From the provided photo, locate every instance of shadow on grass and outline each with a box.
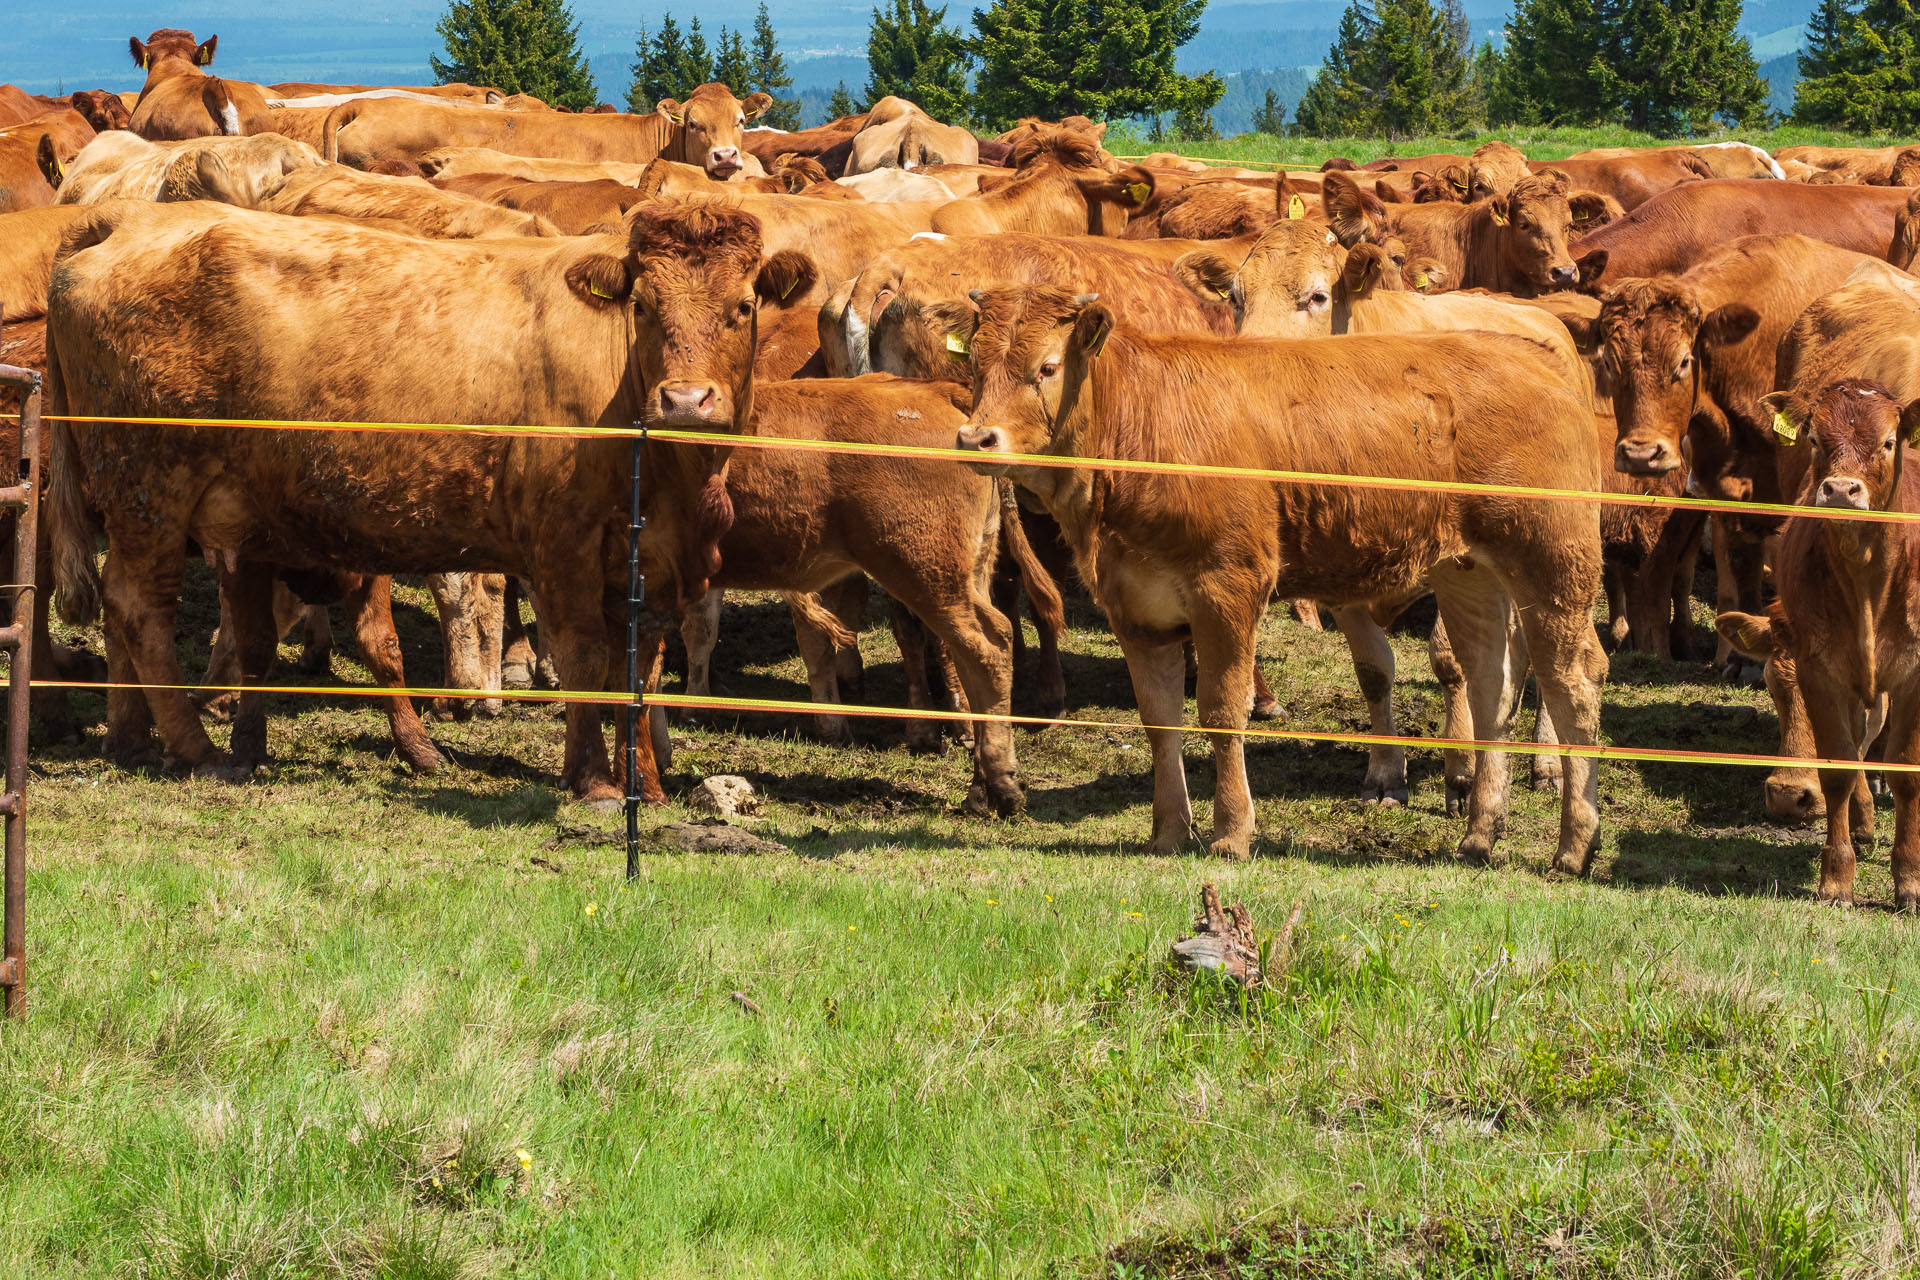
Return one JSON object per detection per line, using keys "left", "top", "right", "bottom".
{"left": 1607, "top": 827, "right": 1817, "bottom": 899}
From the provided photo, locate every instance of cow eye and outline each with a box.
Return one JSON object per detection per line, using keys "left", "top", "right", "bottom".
{"left": 1307, "top": 291, "right": 1329, "bottom": 309}
{"left": 737, "top": 299, "right": 754, "bottom": 319}
{"left": 1039, "top": 360, "right": 1061, "bottom": 379}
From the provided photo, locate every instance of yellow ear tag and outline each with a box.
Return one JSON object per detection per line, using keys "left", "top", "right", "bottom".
{"left": 1126, "top": 181, "right": 1150, "bottom": 204}
{"left": 141, "top": 55, "right": 150, "bottom": 69}
{"left": 945, "top": 331, "right": 971, "bottom": 357}
{"left": 1452, "top": 179, "right": 1467, "bottom": 192}
{"left": 779, "top": 276, "right": 796, "bottom": 300}
{"left": 1287, "top": 194, "right": 1306, "bottom": 219}
{"left": 1772, "top": 411, "right": 1797, "bottom": 444}
{"left": 1492, "top": 206, "right": 1508, "bottom": 226}
{"left": 1413, "top": 270, "right": 1429, "bottom": 289}
{"left": 589, "top": 283, "right": 613, "bottom": 300}
{"left": 1352, "top": 277, "right": 1369, "bottom": 298}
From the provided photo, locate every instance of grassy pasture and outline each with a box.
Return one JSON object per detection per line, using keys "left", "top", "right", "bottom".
{"left": 4, "top": 562, "right": 1919, "bottom": 1279}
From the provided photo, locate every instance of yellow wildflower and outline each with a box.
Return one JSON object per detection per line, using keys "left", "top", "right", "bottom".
{"left": 584, "top": 902, "right": 597, "bottom": 916}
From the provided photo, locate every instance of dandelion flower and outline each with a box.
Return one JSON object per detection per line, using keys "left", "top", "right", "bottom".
{"left": 1045, "top": 894, "right": 1053, "bottom": 903}
{"left": 584, "top": 902, "right": 597, "bottom": 917}
{"left": 848, "top": 925, "right": 857, "bottom": 932}
{"left": 986, "top": 899, "right": 998, "bottom": 906}
{"left": 1129, "top": 912, "right": 1143, "bottom": 919}
{"left": 516, "top": 1149, "right": 533, "bottom": 1170}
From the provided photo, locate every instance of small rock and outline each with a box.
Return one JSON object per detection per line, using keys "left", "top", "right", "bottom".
{"left": 690, "top": 775, "right": 758, "bottom": 817}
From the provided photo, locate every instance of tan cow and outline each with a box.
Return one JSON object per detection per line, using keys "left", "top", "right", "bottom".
{"left": 0, "top": 206, "right": 87, "bottom": 321}
{"left": 1776, "top": 144, "right": 1919, "bottom": 186}
{"left": 47, "top": 198, "right": 815, "bottom": 802}
{"left": 844, "top": 97, "right": 980, "bottom": 174}
{"left": 53, "top": 131, "right": 320, "bottom": 204}
{"left": 953, "top": 287, "right": 1608, "bottom": 872}
{"left": 1, "top": 110, "right": 95, "bottom": 212}
{"left": 326, "top": 83, "right": 771, "bottom": 178}
{"left": 1717, "top": 381, "right": 1920, "bottom": 908}
{"left": 416, "top": 146, "right": 648, "bottom": 183}
{"left": 930, "top": 128, "right": 1129, "bottom": 237}
{"left": 127, "top": 29, "right": 270, "bottom": 140}
{"left": 255, "top": 164, "right": 560, "bottom": 237}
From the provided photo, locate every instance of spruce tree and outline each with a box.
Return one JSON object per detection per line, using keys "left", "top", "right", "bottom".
{"left": 828, "top": 81, "right": 860, "bottom": 119}
{"left": 1294, "top": 0, "right": 1472, "bottom": 138}
{"left": 750, "top": 3, "right": 802, "bottom": 129}
{"left": 865, "top": 0, "right": 974, "bottom": 121}
{"left": 684, "top": 18, "right": 713, "bottom": 87}
{"left": 713, "top": 26, "right": 753, "bottom": 95}
{"left": 1793, "top": 0, "right": 1920, "bottom": 130}
{"left": 1611, "top": 0, "right": 1767, "bottom": 133}
{"left": 1251, "top": 88, "right": 1287, "bottom": 134}
{"left": 627, "top": 14, "right": 689, "bottom": 111}
{"left": 432, "top": 0, "right": 598, "bottom": 110}
{"left": 1486, "top": 0, "right": 1614, "bottom": 125}
{"left": 971, "top": 0, "right": 1221, "bottom": 129}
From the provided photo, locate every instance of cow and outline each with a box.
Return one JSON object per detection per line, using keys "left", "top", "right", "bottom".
{"left": 738, "top": 114, "right": 869, "bottom": 174}
{"left": 1894, "top": 190, "right": 1920, "bottom": 272}
{"left": 952, "top": 286, "right": 1608, "bottom": 872}
{"left": 45, "top": 197, "right": 815, "bottom": 803}
{"left": 269, "top": 82, "right": 504, "bottom": 104}
{"left": 1573, "top": 181, "right": 1916, "bottom": 283}
{"left": 0, "top": 111, "right": 95, "bottom": 212}
{"left": 1776, "top": 144, "right": 1919, "bottom": 186}
{"left": 1738, "top": 266, "right": 1920, "bottom": 822}
{"left": 53, "top": 131, "right": 320, "bottom": 205}
{"left": 127, "top": 29, "right": 271, "bottom": 140}
{"left": 430, "top": 173, "right": 634, "bottom": 235}
{"left": 69, "top": 90, "right": 132, "bottom": 133}
{"left": 1321, "top": 169, "right": 1607, "bottom": 295}
{"left": 680, "top": 375, "right": 1047, "bottom": 816}
{"left": 0, "top": 87, "right": 46, "bottom": 128}
{"left": 836, "top": 169, "right": 953, "bottom": 202}
{"left": 1464, "top": 140, "right": 1531, "bottom": 201}
{"left": 1715, "top": 380, "right": 1920, "bottom": 908}
{"left": 325, "top": 83, "right": 771, "bottom": 178}
{"left": 0, "top": 206, "right": 88, "bottom": 321}
{"left": 929, "top": 128, "right": 1128, "bottom": 237}
{"left": 254, "top": 163, "right": 561, "bottom": 237}
{"left": 844, "top": 97, "right": 980, "bottom": 173}
{"left": 416, "top": 147, "right": 648, "bottom": 183}
{"left": 1535, "top": 149, "right": 1714, "bottom": 210}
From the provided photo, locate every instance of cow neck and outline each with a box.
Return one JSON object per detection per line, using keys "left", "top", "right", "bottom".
{"left": 1395, "top": 203, "right": 1482, "bottom": 294}
{"left": 1813, "top": 461, "right": 1920, "bottom": 701}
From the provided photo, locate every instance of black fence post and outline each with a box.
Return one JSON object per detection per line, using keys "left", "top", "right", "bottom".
{"left": 624, "top": 423, "right": 646, "bottom": 881}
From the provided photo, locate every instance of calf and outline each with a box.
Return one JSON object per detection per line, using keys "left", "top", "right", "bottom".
{"left": 954, "top": 287, "right": 1607, "bottom": 872}
{"left": 1717, "top": 380, "right": 1920, "bottom": 908}
{"left": 929, "top": 128, "right": 1129, "bottom": 237}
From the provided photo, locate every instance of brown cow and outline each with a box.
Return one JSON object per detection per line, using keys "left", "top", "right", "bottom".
{"left": 46, "top": 198, "right": 814, "bottom": 801}
{"left": 681, "top": 376, "right": 1038, "bottom": 815}
{"left": 0, "top": 206, "right": 87, "bottom": 321}
{"left": 1534, "top": 149, "right": 1714, "bottom": 211}
{"left": 1742, "top": 266, "right": 1920, "bottom": 821}
{"left": 1716, "top": 381, "right": 1920, "bottom": 908}
{"left": 1464, "top": 140, "right": 1531, "bottom": 201}
{"left": 69, "top": 90, "right": 132, "bottom": 133}
{"left": 54, "top": 131, "right": 320, "bottom": 205}
{"left": 0, "top": 110, "right": 95, "bottom": 212}
{"left": 1573, "top": 180, "right": 1915, "bottom": 283}
{"left": 127, "top": 29, "right": 270, "bottom": 140}
{"left": 929, "top": 129, "right": 1129, "bottom": 238}
{"left": 417, "top": 147, "right": 647, "bottom": 183}
{"left": 1776, "top": 144, "right": 1916, "bottom": 186}
{"left": 0, "top": 87, "right": 46, "bottom": 128}
{"left": 739, "top": 114, "right": 869, "bottom": 173}
{"left": 326, "top": 83, "right": 771, "bottom": 178}
{"left": 1322, "top": 169, "right": 1607, "bottom": 294}
{"left": 1894, "top": 190, "right": 1920, "bottom": 272}
{"left": 953, "top": 287, "right": 1608, "bottom": 871}
{"left": 269, "top": 82, "right": 503, "bottom": 104}
{"left": 256, "top": 164, "right": 561, "bottom": 237}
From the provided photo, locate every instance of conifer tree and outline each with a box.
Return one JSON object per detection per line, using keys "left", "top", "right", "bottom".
{"left": 713, "top": 26, "right": 753, "bottom": 95}
{"left": 971, "top": 0, "right": 1220, "bottom": 129}
{"left": 1294, "top": 0, "right": 1473, "bottom": 137}
{"left": 828, "top": 81, "right": 860, "bottom": 119}
{"left": 627, "top": 14, "right": 689, "bottom": 111}
{"left": 750, "top": 3, "right": 803, "bottom": 129}
{"left": 864, "top": 0, "right": 974, "bottom": 121}
{"left": 1486, "top": 0, "right": 1614, "bottom": 125}
{"left": 1610, "top": 0, "right": 1767, "bottom": 133}
{"left": 684, "top": 18, "right": 713, "bottom": 87}
{"left": 1792, "top": 0, "right": 1920, "bottom": 130}
{"left": 1250, "top": 88, "right": 1287, "bottom": 135}
{"left": 433, "top": 0, "right": 598, "bottom": 110}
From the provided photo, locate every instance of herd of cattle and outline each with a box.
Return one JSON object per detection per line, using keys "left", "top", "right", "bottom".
{"left": 3, "top": 29, "right": 1920, "bottom": 905}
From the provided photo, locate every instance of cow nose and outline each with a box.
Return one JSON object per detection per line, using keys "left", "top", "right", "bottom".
{"left": 709, "top": 147, "right": 740, "bottom": 169}
{"left": 658, "top": 382, "right": 719, "bottom": 421}
{"left": 1549, "top": 264, "right": 1578, "bottom": 287}
{"left": 956, "top": 426, "right": 1005, "bottom": 453}
{"left": 1766, "top": 776, "right": 1824, "bottom": 822}
{"left": 1615, "top": 439, "right": 1677, "bottom": 474}
{"left": 1818, "top": 477, "right": 1866, "bottom": 506}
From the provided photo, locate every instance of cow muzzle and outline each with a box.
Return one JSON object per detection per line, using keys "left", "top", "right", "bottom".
{"left": 1614, "top": 437, "right": 1680, "bottom": 476}
{"left": 654, "top": 381, "right": 726, "bottom": 426}
{"left": 956, "top": 424, "right": 1013, "bottom": 475}
{"left": 1815, "top": 476, "right": 1870, "bottom": 510}
{"left": 1548, "top": 263, "right": 1579, "bottom": 288}
{"left": 707, "top": 147, "right": 742, "bottom": 179}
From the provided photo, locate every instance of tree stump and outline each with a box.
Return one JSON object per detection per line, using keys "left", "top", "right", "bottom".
{"left": 1169, "top": 884, "right": 1305, "bottom": 988}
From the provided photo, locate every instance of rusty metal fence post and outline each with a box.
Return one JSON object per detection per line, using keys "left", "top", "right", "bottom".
{"left": 0, "top": 358, "right": 41, "bottom": 1018}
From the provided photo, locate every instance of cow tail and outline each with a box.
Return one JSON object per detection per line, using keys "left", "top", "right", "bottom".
{"left": 783, "top": 590, "right": 858, "bottom": 650}
{"left": 321, "top": 101, "right": 362, "bottom": 164}
{"left": 201, "top": 78, "right": 241, "bottom": 135}
{"left": 44, "top": 332, "right": 101, "bottom": 626}
{"left": 997, "top": 479, "right": 1064, "bottom": 639}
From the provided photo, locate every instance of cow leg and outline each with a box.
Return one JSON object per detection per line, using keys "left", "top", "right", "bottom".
{"left": 1429, "top": 614, "right": 1475, "bottom": 818}
{"left": 223, "top": 562, "right": 280, "bottom": 772}
{"left": 1430, "top": 564, "right": 1520, "bottom": 865}
{"left": 1250, "top": 665, "right": 1282, "bottom": 721}
{"left": 1286, "top": 598, "right": 1322, "bottom": 631}
{"left": 929, "top": 637, "right": 973, "bottom": 751}
{"left": 473, "top": 573, "right": 506, "bottom": 716}
{"left": 102, "top": 603, "right": 157, "bottom": 768}
{"left": 533, "top": 569, "right": 625, "bottom": 803}
{"left": 1528, "top": 671, "right": 1563, "bottom": 793}
{"left": 679, "top": 587, "right": 723, "bottom": 716}
{"left": 823, "top": 575, "right": 869, "bottom": 701}
{"left": 1189, "top": 603, "right": 1259, "bottom": 862}
{"left": 295, "top": 603, "right": 333, "bottom": 675}
{"left": 1709, "top": 516, "right": 1749, "bottom": 677}
{"left": 609, "top": 636, "right": 670, "bottom": 803}
{"left": 1801, "top": 674, "right": 1866, "bottom": 905}
{"left": 883, "top": 599, "right": 940, "bottom": 753}
{"left": 1118, "top": 635, "right": 1193, "bottom": 856}
{"left": 1329, "top": 604, "right": 1406, "bottom": 806}
{"left": 108, "top": 543, "right": 224, "bottom": 773}
{"left": 792, "top": 595, "right": 855, "bottom": 747}
{"left": 342, "top": 574, "right": 444, "bottom": 772}
{"left": 889, "top": 574, "right": 1020, "bottom": 817}
{"left": 29, "top": 580, "right": 94, "bottom": 744}
{"left": 1601, "top": 563, "right": 1629, "bottom": 650}
{"left": 427, "top": 571, "right": 500, "bottom": 720}
{"left": 1883, "top": 696, "right": 1920, "bottom": 912}
{"left": 501, "top": 577, "right": 538, "bottom": 689}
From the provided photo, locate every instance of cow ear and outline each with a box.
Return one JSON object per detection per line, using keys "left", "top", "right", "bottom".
{"left": 1574, "top": 249, "right": 1608, "bottom": 291}
{"left": 1342, "top": 244, "right": 1382, "bottom": 296}
{"left": 129, "top": 37, "right": 149, "bottom": 69}
{"left": 742, "top": 92, "right": 772, "bottom": 121}
{"left": 1173, "top": 251, "right": 1236, "bottom": 304}
{"left": 1759, "top": 391, "right": 1800, "bottom": 445}
{"left": 1714, "top": 612, "right": 1777, "bottom": 661}
{"left": 566, "top": 253, "right": 632, "bottom": 307}
{"left": 1374, "top": 178, "right": 1405, "bottom": 204}
{"left": 1903, "top": 398, "right": 1920, "bottom": 449}
{"left": 655, "top": 98, "right": 684, "bottom": 126}
{"left": 633, "top": 159, "right": 669, "bottom": 199}
{"left": 1561, "top": 314, "right": 1601, "bottom": 355}
{"left": 191, "top": 149, "right": 246, "bottom": 204}
{"left": 197, "top": 36, "right": 218, "bottom": 66}
{"left": 1568, "top": 192, "right": 1614, "bottom": 230}
{"left": 755, "top": 249, "right": 817, "bottom": 305}
{"left": 1322, "top": 172, "right": 1386, "bottom": 247}
{"left": 35, "top": 134, "right": 62, "bottom": 190}
{"left": 1072, "top": 300, "right": 1113, "bottom": 358}
{"left": 1699, "top": 304, "right": 1760, "bottom": 349}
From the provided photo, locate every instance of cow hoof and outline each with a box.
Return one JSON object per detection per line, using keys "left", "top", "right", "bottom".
{"left": 1360, "top": 780, "right": 1408, "bottom": 807}
{"left": 193, "top": 758, "right": 254, "bottom": 784}
{"left": 1250, "top": 697, "right": 1284, "bottom": 723}
{"left": 110, "top": 744, "right": 165, "bottom": 773}
{"left": 1445, "top": 781, "right": 1470, "bottom": 819}
{"left": 197, "top": 692, "right": 240, "bottom": 724}
{"left": 986, "top": 780, "right": 1025, "bottom": 819}
{"left": 1209, "top": 836, "right": 1253, "bottom": 863}
{"left": 1456, "top": 834, "right": 1493, "bottom": 865}
{"left": 1531, "top": 769, "right": 1563, "bottom": 795}
{"left": 1852, "top": 829, "right": 1877, "bottom": 854}
{"left": 1549, "top": 849, "right": 1593, "bottom": 878}
{"left": 1895, "top": 891, "right": 1920, "bottom": 915}
{"left": 399, "top": 743, "right": 447, "bottom": 773}
{"left": 502, "top": 660, "right": 535, "bottom": 690}
{"left": 294, "top": 651, "right": 331, "bottom": 677}
{"left": 1146, "top": 835, "right": 1191, "bottom": 858}
{"left": 1815, "top": 888, "right": 1855, "bottom": 908}
{"left": 904, "top": 731, "right": 944, "bottom": 756}
{"left": 534, "top": 659, "right": 562, "bottom": 691}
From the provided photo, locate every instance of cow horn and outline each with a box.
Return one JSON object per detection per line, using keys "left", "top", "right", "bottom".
{"left": 967, "top": 289, "right": 985, "bottom": 304}
{"left": 1071, "top": 292, "right": 1100, "bottom": 306}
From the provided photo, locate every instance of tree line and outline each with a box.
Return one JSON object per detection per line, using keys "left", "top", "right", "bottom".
{"left": 433, "top": 0, "right": 1920, "bottom": 139}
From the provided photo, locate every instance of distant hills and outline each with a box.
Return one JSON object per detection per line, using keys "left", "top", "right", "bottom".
{"left": 1, "top": 0, "right": 1816, "bottom": 131}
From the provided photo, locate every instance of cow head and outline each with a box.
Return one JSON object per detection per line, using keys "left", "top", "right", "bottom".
{"left": 1405, "top": 251, "right": 1448, "bottom": 293}
{"left": 130, "top": 29, "right": 215, "bottom": 78}
{"left": 1792, "top": 379, "right": 1920, "bottom": 513}
{"left": 1410, "top": 164, "right": 1468, "bottom": 203}
{"left": 1492, "top": 173, "right": 1583, "bottom": 291}
{"left": 69, "top": 90, "right": 131, "bottom": 132}
{"left": 1174, "top": 219, "right": 1343, "bottom": 338}
{"left": 1467, "top": 141, "right": 1529, "bottom": 203}
{"left": 1714, "top": 605, "right": 1827, "bottom": 822}
{"left": 1894, "top": 190, "right": 1920, "bottom": 274}
{"left": 1892, "top": 147, "right": 1920, "bottom": 188}
{"left": 954, "top": 287, "right": 1111, "bottom": 469}
{"left": 942, "top": 127, "right": 1128, "bottom": 235}
{"left": 1568, "top": 278, "right": 1759, "bottom": 476}
{"left": 656, "top": 83, "right": 771, "bottom": 180}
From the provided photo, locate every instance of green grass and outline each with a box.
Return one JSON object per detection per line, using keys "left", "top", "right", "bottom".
{"left": 5, "top": 570, "right": 1920, "bottom": 1278}
{"left": 1105, "top": 123, "right": 1909, "bottom": 168}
